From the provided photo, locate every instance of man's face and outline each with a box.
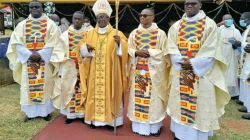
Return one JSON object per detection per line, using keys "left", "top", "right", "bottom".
{"left": 139, "top": 9, "right": 154, "bottom": 26}
{"left": 223, "top": 14, "right": 234, "bottom": 27}
{"left": 184, "top": 0, "right": 202, "bottom": 17}
{"left": 29, "top": 2, "right": 43, "bottom": 18}
{"left": 241, "top": 14, "right": 250, "bottom": 24}
{"left": 72, "top": 13, "right": 84, "bottom": 29}
{"left": 84, "top": 18, "right": 90, "bottom": 24}
{"left": 96, "top": 13, "right": 109, "bottom": 28}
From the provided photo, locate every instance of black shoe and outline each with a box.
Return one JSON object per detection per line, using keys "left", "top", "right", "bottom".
{"left": 43, "top": 114, "right": 52, "bottom": 121}
{"left": 133, "top": 131, "right": 139, "bottom": 135}
{"left": 231, "top": 96, "right": 239, "bottom": 100}
{"left": 106, "top": 125, "right": 114, "bottom": 131}
{"left": 238, "top": 106, "right": 248, "bottom": 113}
{"left": 64, "top": 119, "right": 75, "bottom": 124}
{"left": 174, "top": 137, "right": 180, "bottom": 140}
{"left": 235, "top": 100, "right": 244, "bottom": 105}
{"left": 80, "top": 118, "right": 85, "bottom": 124}
{"left": 89, "top": 123, "right": 96, "bottom": 129}
{"left": 23, "top": 116, "right": 31, "bottom": 122}
{"left": 242, "top": 113, "right": 250, "bottom": 120}
{"left": 151, "top": 130, "right": 161, "bottom": 137}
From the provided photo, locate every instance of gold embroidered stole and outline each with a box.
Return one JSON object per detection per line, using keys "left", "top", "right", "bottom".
{"left": 94, "top": 32, "right": 109, "bottom": 121}
{"left": 133, "top": 29, "right": 158, "bottom": 121}
{"left": 25, "top": 19, "right": 47, "bottom": 104}
{"left": 68, "top": 30, "right": 84, "bottom": 113}
{"left": 178, "top": 18, "right": 205, "bottom": 124}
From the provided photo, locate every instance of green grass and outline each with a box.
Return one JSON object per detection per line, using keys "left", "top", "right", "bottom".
{"left": 0, "top": 84, "right": 59, "bottom": 140}
{"left": 210, "top": 100, "right": 250, "bottom": 140}
{"left": 4, "top": 29, "right": 12, "bottom": 36}
{"left": 0, "top": 59, "right": 14, "bottom": 85}
{"left": 0, "top": 84, "right": 250, "bottom": 140}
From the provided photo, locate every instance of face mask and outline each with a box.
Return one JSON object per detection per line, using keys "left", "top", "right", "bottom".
{"left": 55, "top": 22, "right": 60, "bottom": 26}
{"left": 225, "top": 19, "right": 233, "bottom": 27}
{"left": 239, "top": 20, "right": 247, "bottom": 27}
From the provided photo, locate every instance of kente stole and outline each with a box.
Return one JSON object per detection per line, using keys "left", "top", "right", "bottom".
{"left": 68, "top": 30, "right": 84, "bottom": 113}
{"left": 239, "top": 30, "right": 250, "bottom": 84}
{"left": 25, "top": 19, "right": 47, "bottom": 104}
{"left": 134, "top": 29, "right": 158, "bottom": 121}
{"left": 178, "top": 18, "right": 205, "bottom": 124}
{"left": 94, "top": 32, "right": 109, "bottom": 121}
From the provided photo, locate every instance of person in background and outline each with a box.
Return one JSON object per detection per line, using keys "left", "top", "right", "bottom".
{"left": 15, "top": 17, "right": 25, "bottom": 26}
{"left": 218, "top": 14, "right": 242, "bottom": 99}
{"left": 82, "top": 17, "right": 93, "bottom": 32}
{"left": 50, "top": 14, "right": 60, "bottom": 26}
{"left": 60, "top": 17, "right": 70, "bottom": 33}
{"left": 238, "top": 12, "right": 250, "bottom": 120}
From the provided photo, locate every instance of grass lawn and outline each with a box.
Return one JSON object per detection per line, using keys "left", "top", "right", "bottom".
{"left": 0, "top": 84, "right": 59, "bottom": 140}
{"left": 4, "top": 29, "right": 12, "bottom": 36}
{"left": 0, "top": 84, "right": 250, "bottom": 140}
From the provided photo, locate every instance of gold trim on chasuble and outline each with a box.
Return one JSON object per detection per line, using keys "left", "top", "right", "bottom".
{"left": 68, "top": 30, "right": 84, "bottom": 113}
{"left": 94, "top": 33, "right": 109, "bottom": 122}
{"left": 239, "top": 31, "right": 250, "bottom": 84}
{"left": 134, "top": 29, "right": 158, "bottom": 121}
{"left": 177, "top": 18, "right": 205, "bottom": 124}
{"left": 25, "top": 19, "right": 47, "bottom": 104}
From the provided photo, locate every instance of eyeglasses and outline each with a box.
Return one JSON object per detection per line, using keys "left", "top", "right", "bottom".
{"left": 184, "top": 2, "right": 198, "bottom": 6}
{"left": 29, "top": 6, "right": 41, "bottom": 9}
{"left": 139, "top": 14, "right": 153, "bottom": 18}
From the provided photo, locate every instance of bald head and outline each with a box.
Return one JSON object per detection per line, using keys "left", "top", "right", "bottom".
{"left": 50, "top": 14, "right": 60, "bottom": 22}
{"left": 241, "top": 12, "right": 250, "bottom": 25}
{"left": 222, "top": 14, "right": 232, "bottom": 21}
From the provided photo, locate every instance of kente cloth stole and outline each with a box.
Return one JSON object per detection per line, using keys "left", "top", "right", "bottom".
{"left": 68, "top": 31, "right": 84, "bottom": 113}
{"left": 94, "top": 33, "right": 108, "bottom": 121}
{"left": 177, "top": 18, "right": 205, "bottom": 124}
{"left": 239, "top": 31, "right": 250, "bottom": 84}
{"left": 133, "top": 29, "right": 158, "bottom": 121}
{"left": 25, "top": 19, "right": 47, "bottom": 104}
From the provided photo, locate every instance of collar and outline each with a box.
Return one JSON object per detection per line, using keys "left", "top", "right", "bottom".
{"left": 182, "top": 10, "right": 206, "bottom": 22}
{"left": 98, "top": 25, "right": 108, "bottom": 34}
{"left": 28, "top": 13, "right": 47, "bottom": 20}
{"left": 138, "top": 23, "right": 158, "bottom": 31}
{"left": 68, "top": 25, "right": 86, "bottom": 34}
{"left": 221, "top": 24, "right": 236, "bottom": 30}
